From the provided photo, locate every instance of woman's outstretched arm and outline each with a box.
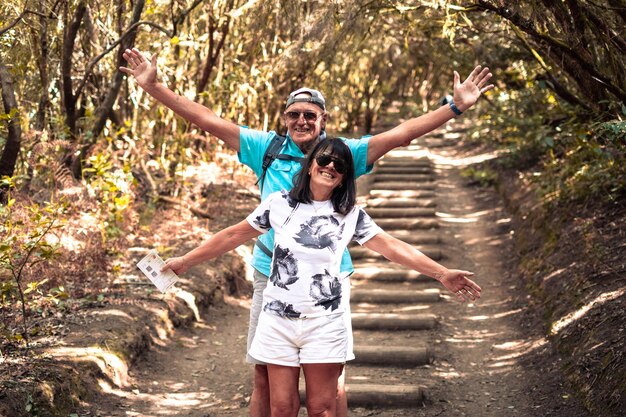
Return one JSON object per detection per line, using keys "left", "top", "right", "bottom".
{"left": 363, "top": 231, "right": 481, "bottom": 302}
{"left": 162, "top": 220, "right": 261, "bottom": 275}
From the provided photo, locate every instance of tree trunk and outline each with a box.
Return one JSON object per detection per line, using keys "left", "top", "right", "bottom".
{"left": 0, "top": 62, "right": 22, "bottom": 202}
{"left": 61, "top": 1, "right": 87, "bottom": 136}
{"left": 196, "top": 0, "right": 234, "bottom": 97}
{"left": 34, "top": 0, "right": 49, "bottom": 132}
{"left": 87, "top": 0, "right": 145, "bottom": 141}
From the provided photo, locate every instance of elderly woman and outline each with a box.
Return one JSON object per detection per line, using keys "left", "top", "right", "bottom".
{"left": 163, "top": 138, "right": 481, "bottom": 417}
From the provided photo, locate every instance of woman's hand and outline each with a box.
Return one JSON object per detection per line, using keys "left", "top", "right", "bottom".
{"left": 437, "top": 269, "right": 482, "bottom": 302}
{"left": 119, "top": 48, "right": 159, "bottom": 89}
{"left": 453, "top": 65, "right": 494, "bottom": 112}
{"left": 161, "top": 256, "right": 189, "bottom": 275}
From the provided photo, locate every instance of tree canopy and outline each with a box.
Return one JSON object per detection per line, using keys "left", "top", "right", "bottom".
{"left": 1, "top": 1, "right": 623, "bottom": 183}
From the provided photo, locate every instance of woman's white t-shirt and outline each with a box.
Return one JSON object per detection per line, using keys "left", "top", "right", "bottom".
{"left": 246, "top": 190, "right": 382, "bottom": 318}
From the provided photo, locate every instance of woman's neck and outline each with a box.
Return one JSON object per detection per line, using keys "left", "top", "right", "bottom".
{"left": 310, "top": 183, "right": 332, "bottom": 201}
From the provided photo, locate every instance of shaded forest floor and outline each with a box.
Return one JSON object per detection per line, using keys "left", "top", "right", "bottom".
{"left": 1, "top": 127, "right": 624, "bottom": 416}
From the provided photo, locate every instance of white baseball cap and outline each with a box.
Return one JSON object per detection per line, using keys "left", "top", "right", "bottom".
{"left": 285, "top": 87, "right": 326, "bottom": 110}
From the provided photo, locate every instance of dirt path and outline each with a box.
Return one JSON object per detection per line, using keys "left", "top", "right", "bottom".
{"left": 403, "top": 138, "right": 589, "bottom": 416}
{"left": 88, "top": 134, "right": 590, "bottom": 417}
{"left": 91, "top": 298, "right": 255, "bottom": 417}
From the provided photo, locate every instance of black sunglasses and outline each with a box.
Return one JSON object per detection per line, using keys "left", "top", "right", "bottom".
{"left": 315, "top": 153, "right": 347, "bottom": 175}
{"left": 285, "top": 111, "right": 321, "bottom": 122}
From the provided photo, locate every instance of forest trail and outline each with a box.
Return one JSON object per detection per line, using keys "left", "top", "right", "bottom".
{"left": 342, "top": 133, "right": 587, "bottom": 417}
{"left": 88, "top": 130, "right": 590, "bottom": 417}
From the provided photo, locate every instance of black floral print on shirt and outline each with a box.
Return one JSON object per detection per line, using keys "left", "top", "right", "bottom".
{"left": 310, "top": 269, "right": 342, "bottom": 311}
{"left": 269, "top": 245, "right": 299, "bottom": 290}
{"left": 294, "top": 215, "right": 345, "bottom": 253}
{"left": 280, "top": 190, "right": 300, "bottom": 226}
{"left": 263, "top": 300, "right": 301, "bottom": 318}
{"left": 253, "top": 209, "right": 271, "bottom": 230}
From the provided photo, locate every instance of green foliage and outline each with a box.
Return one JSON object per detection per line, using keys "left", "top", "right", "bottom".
{"left": 0, "top": 177, "right": 66, "bottom": 344}
{"left": 539, "top": 120, "right": 626, "bottom": 204}
{"left": 460, "top": 165, "right": 498, "bottom": 187}
{"left": 83, "top": 153, "right": 135, "bottom": 240}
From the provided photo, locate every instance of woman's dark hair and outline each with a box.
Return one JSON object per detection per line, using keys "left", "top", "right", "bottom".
{"left": 289, "top": 137, "right": 356, "bottom": 215}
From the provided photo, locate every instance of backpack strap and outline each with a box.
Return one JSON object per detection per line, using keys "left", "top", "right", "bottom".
{"left": 255, "top": 134, "right": 304, "bottom": 193}
{"left": 255, "top": 134, "right": 287, "bottom": 193}
{"left": 275, "top": 154, "right": 304, "bottom": 162}
{"left": 254, "top": 239, "right": 273, "bottom": 258}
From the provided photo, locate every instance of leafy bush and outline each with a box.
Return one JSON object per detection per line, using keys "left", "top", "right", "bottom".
{"left": 534, "top": 120, "right": 625, "bottom": 205}
{"left": 83, "top": 152, "right": 136, "bottom": 240}
{"left": 0, "top": 177, "right": 66, "bottom": 346}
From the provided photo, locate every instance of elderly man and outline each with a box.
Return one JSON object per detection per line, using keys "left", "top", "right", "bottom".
{"left": 120, "top": 48, "right": 493, "bottom": 417}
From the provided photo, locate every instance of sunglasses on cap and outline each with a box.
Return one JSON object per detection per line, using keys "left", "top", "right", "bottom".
{"left": 285, "top": 111, "right": 322, "bottom": 122}
{"left": 315, "top": 153, "right": 347, "bottom": 175}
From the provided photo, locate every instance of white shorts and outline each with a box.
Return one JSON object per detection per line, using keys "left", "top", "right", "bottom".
{"left": 246, "top": 270, "right": 355, "bottom": 364}
{"left": 249, "top": 310, "right": 348, "bottom": 367}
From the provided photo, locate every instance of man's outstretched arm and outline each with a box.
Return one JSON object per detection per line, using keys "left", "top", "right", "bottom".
{"left": 366, "top": 65, "right": 495, "bottom": 165}
{"left": 120, "top": 48, "right": 241, "bottom": 151}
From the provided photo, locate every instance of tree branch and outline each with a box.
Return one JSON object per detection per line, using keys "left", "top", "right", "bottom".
{"left": 0, "top": 62, "right": 23, "bottom": 181}
{"left": 61, "top": 1, "right": 87, "bottom": 134}
{"left": 0, "top": 10, "right": 28, "bottom": 37}
{"left": 172, "top": 0, "right": 206, "bottom": 34}
{"left": 74, "top": 20, "right": 172, "bottom": 99}
{"left": 474, "top": 0, "right": 626, "bottom": 103}
{"left": 509, "top": 23, "right": 590, "bottom": 110}
{"left": 0, "top": 8, "right": 58, "bottom": 37}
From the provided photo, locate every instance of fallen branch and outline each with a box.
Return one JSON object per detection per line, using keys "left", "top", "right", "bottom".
{"left": 156, "top": 195, "right": 214, "bottom": 219}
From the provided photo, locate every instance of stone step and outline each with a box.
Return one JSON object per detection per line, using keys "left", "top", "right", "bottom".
{"left": 345, "top": 384, "right": 426, "bottom": 407}
{"left": 372, "top": 181, "right": 436, "bottom": 190}
{"left": 352, "top": 267, "right": 432, "bottom": 283}
{"left": 378, "top": 158, "right": 431, "bottom": 167}
{"left": 374, "top": 166, "right": 432, "bottom": 175}
{"left": 300, "top": 384, "right": 426, "bottom": 408}
{"left": 373, "top": 174, "right": 434, "bottom": 183}
{"left": 366, "top": 197, "right": 436, "bottom": 208}
{"left": 424, "top": 140, "right": 456, "bottom": 149}
{"left": 350, "top": 246, "right": 442, "bottom": 261}
{"left": 352, "top": 345, "right": 432, "bottom": 366}
{"left": 351, "top": 313, "right": 437, "bottom": 330}
{"left": 369, "top": 189, "right": 436, "bottom": 199}
{"left": 351, "top": 289, "right": 441, "bottom": 304}
{"left": 387, "top": 230, "right": 441, "bottom": 245}
{"left": 367, "top": 207, "right": 436, "bottom": 218}
{"left": 372, "top": 218, "right": 439, "bottom": 230}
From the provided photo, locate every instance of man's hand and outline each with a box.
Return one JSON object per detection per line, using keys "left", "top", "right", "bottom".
{"left": 453, "top": 65, "right": 494, "bottom": 112}
{"left": 119, "top": 48, "right": 159, "bottom": 89}
{"left": 438, "top": 269, "right": 482, "bottom": 302}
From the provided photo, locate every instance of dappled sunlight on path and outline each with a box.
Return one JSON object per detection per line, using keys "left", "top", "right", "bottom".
{"left": 89, "top": 300, "right": 253, "bottom": 417}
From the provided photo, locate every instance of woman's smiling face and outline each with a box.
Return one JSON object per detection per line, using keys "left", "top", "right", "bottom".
{"left": 308, "top": 150, "right": 345, "bottom": 199}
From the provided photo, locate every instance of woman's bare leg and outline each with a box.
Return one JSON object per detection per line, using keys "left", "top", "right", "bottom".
{"left": 266, "top": 364, "right": 301, "bottom": 417}
{"left": 302, "top": 363, "right": 344, "bottom": 417}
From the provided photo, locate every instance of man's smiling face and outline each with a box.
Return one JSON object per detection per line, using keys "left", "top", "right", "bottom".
{"left": 284, "top": 101, "right": 326, "bottom": 152}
